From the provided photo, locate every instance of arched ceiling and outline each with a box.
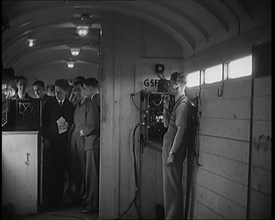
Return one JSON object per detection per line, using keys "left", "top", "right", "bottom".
{"left": 2, "top": 0, "right": 271, "bottom": 75}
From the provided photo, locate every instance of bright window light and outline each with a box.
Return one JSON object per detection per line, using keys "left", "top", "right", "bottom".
{"left": 204, "top": 64, "right": 222, "bottom": 84}
{"left": 186, "top": 71, "right": 200, "bottom": 87}
{"left": 228, "top": 55, "right": 252, "bottom": 79}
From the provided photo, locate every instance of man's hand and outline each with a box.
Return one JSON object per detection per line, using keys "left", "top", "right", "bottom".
{"left": 166, "top": 153, "right": 175, "bottom": 166}
{"left": 42, "top": 137, "right": 50, "bottom": 149}
{"left": 163, "top": 93, "right": 171, "bottom": 111}
{"left": 80, "top": 129, "right": 84, "bottom": 136}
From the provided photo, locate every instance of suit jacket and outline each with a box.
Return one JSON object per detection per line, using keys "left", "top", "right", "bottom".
{"left": 42, "top": 98, "right": 74, "bottom": 143}
{"left": 83, "top": 93, "right": 100, "bottom": 150}
{"left": 41, "top": 94, "right": 53, "bottom": 107}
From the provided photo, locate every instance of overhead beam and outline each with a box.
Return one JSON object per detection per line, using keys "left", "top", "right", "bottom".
{"left": 194, "top": 0, "right": 230, "bottom": 33}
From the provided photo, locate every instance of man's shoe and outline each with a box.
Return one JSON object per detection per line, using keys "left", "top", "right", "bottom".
{"left": 81, "top": 208, "right": 98, "bottom": 214}
{"left": 81, "top": 192, "right": 88, "bottom": 201}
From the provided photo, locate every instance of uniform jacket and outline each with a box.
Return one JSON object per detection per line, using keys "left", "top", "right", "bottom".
{"left": 82, "top": 93, "right": 100, "bottom": 150}
{"left": 163, "top": 94, "right": 191, "bottom": 163}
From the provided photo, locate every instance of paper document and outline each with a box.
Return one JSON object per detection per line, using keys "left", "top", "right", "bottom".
{"left": 56, "top": 116, "right": 67, "bottom": 134}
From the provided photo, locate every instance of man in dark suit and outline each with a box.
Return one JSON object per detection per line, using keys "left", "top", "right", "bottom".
{"left": 41, "top": 79, "right": 74, "bottom": 210}
{"left": 12, "top": 75, "right": 33, "bottom": 99}
{"left": 80, "top": 77, "right": 100, "bottom": 214}
{"left": 33, "top": 80, "right": 52, "bottom": 107}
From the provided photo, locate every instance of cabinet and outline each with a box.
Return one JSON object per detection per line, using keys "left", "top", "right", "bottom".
{"left": 2, "top": 131, "right": 39, "bottom": 215}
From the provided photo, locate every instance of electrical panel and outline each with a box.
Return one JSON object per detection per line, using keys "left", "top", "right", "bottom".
{"left": 140, "top": 90, "right": 174, "bottom": 150}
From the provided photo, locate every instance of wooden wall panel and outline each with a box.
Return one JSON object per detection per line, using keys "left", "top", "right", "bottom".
{"left": 200, "top": 98, "right": 250, "bottom": 119}
{"left": 118, "top": 64, "right": 136, "bottom": 213}
{"left": 191, "top": 183, "right": 247, "bottom": 219}
{"left": 251, "top": 121, "right": 272, "bottom": 170}
{"left": 192, "top": 199, "right": 225, "bottom": 219}
{"left": 2, "top": 132, "right": 38, "bottom": 215}
{"left": 199, "top": 118, "right": 250, "bottom": 141}
{"left": 188, "top": 79, "right": 251, "bottom": 219}
{"left": 140, "top": 147, "right": 158, "bottom": 219}
{"left": 253, "top": 96, "right": 271, "bottom": 120}
{"left": 249, "top": 190, "right": 272, "bottom": 219}
{"left": 254, "top": 76, "right": 271, "bottom": 96}
{"left": 248, "top": 76, "right": 272, "bottom": 219}
{"left": 199, "top": 135, "right": 249, "bottom": 163}
{"left": 155, "top": 151, "right": 163, "bottom": 204}
{"left": 99, "top": 13, "right": 119, "bottom": 219}
{"left": 200, "top": 80, "right": 251, "bottom": 100}
{"left": 191, "top": 167, "right": 247, "bottom": 207}
{"left": 198, "top": 152, "right": 248, "bottom": 185}
{"left": 250, "top": 167, "right": 271, "bottom": 195}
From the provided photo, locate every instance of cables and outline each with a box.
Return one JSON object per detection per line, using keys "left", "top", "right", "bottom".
{"left": 115, "top": 123, "right": 142, "bottom": 220}
{"left": 131, "top": 93, "right": 141, "bottom": 112}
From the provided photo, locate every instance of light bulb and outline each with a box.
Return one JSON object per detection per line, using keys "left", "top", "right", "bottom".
{"left": 70, "top": 48, "right": 80, "bottom": 56}
{"left": 76, "top": 25, "right": 89, "bottom": 37}
{"left": 67, "top": 61, "right": 75, "bottom": 68}
{"left": 28, "top": 39, "right": 35, "bottom": 47}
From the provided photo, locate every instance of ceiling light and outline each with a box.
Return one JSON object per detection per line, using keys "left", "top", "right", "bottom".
{"left": 76, "top": 25, "right": 89, "bottom": 37}
{"left": 27, "top": 39, "right": 35, "bottom": 47}
{"left": 70, "top": 48, "right": 80, "bottom": 56}
{"left": 67, "top": 61, "right": 75, "bottom": 68}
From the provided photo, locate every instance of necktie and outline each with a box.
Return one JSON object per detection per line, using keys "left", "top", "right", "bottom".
{"left": 59, "top": 101, "right": 62, "bottom": 107}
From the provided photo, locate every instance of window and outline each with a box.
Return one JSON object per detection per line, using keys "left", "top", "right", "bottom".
{"left": 227, "top": 55, "right": 252, "bottom": 79}
{"left": 186, "top": 71, "right": 200, "bottom": 87}
{"left": 204, "top": 64, "right": 222, "bottom": 84}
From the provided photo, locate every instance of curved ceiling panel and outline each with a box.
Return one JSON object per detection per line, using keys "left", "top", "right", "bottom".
{"left": 2, "top": 0, "right": 271, "bottom": 75}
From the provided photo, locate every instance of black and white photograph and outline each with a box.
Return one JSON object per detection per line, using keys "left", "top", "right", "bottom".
{"left": 2, "top": 1, "right": 271, "bottom": 220}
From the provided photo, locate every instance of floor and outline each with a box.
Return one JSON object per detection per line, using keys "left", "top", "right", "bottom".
{"left": 3, "top": 203, "right": 99, "bottom": 220}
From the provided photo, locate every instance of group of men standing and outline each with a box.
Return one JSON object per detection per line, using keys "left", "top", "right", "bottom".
{"left": 41, "top": 77, "right": 100, "bottom": 214}
{"left": 10, "top": 71, "right": 192, "bottom": 219}
{"left": 10, "top": 75, "right": 100, "bottom": 214}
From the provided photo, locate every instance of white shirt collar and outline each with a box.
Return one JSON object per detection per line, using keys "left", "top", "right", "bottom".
{"left": 91, "top": 91, "right": 99, "bottom": 101}
{"left": 57, "top": 99, "right": 65, "bottom": 104}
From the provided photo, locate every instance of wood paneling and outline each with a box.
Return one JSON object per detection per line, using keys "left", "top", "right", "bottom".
{"left": 198, "top": 152, "right": 248, "bottom": 185}
{"left": 200, "top": 98, "right": 251, "bottom": 119}
{"left": 99, "top": 13, "right": 118, "bottom": 219}
{"left": 188, "top": 79, "right": 251, "bottom": 219}
{"left": 192, "top": 199, "right": 225, "bottom": 219}
{"left": 190, "top": 182, "right": 247, "bottom": 219}
{"left": 190, "top": 167, "right": 248, "bottom": 207}
{"left": 119, "top": 64, "right": 136, "bottom": 214}
{"left": 248, "top": 76, "right": 272, "bottom": 219}
{"left": 250, "top": 166, "right": 271, "bottom": 195}
{"left": 140, "top": 147, "right": 158, "bottom": 219}
{"left": 253, "top": 96, "right": 271, "bottom": 120}
{"left": 199, "top": 135, "right": 249, "bottom": 163}
{"left": 249, "top": 190, "right": 272, "bottom": 219}
{"left": 2, "top": 132, "right": 38, "bottom": 215}
{"left": 251, "top": 121, "right": 272, "bottom": 170}
{"left": 254, "top": 76, "right": 271, "bottom": 96}
{"left": 199, "top": 118, "right": 250, "bottom": 141}
{"left": 200, "top": 80, "right": 251, "bottom": 100}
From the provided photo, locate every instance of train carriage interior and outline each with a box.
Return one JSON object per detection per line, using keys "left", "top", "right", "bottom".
{"left": 2, "top": 1, "right": 272, "bottom": 220}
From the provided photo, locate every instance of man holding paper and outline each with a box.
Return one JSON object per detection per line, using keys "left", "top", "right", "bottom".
{"left": 41, "top": 79, "right": 74, "bottom": 210}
